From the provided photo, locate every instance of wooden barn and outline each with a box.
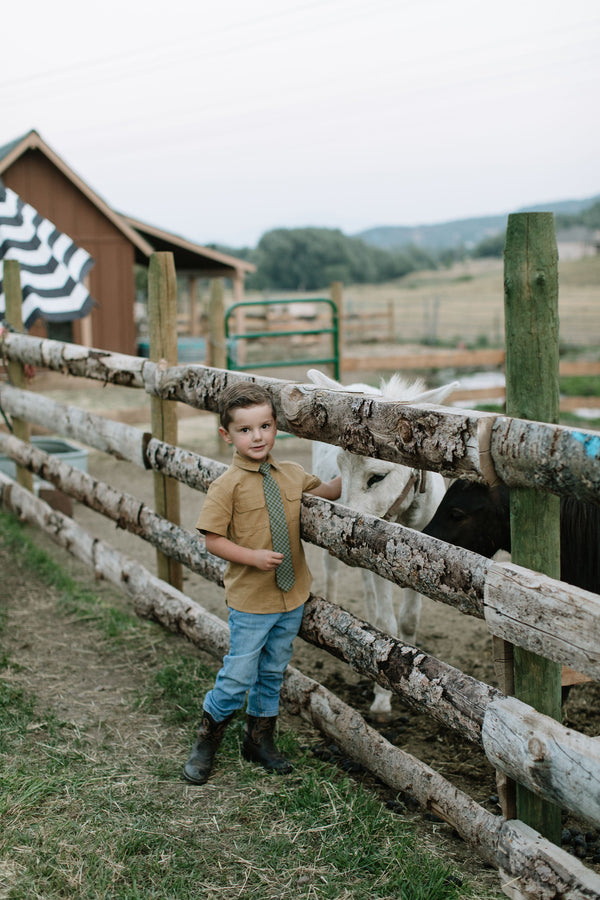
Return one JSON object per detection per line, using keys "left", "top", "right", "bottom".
{"left": 0, "top": 130, "right": 255, "bottom": 355}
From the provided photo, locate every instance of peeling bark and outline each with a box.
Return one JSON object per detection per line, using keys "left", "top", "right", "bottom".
{"left": 498, "top": 820, "right": 600, "bottom": 899}
{"left": 301, "top": 494, "right": 487, "bottom": 618}
{"left": 485, "top": 561, "right": 600, "bottom": 681}
{"left": 301, "top": 595, "right": 501, "bottom": 742}
{"left": 0, "top": 383, "right": 147, "bottom": 466}
{"left": 0, "top": 334, "right": 148, "bottom": 386}
{"left": 492, "top": 416, "right": 600, "bottom": 507}
{"left": 144, "top": 437, "right": 227, "bottom": 490}
{"left": 279, "top": 381, "right": 488, "bottom": 478}
{"left": 0, "top": 383, "right": 228, "bottom": 488}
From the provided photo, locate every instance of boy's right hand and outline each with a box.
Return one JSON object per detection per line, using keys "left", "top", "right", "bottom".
{"left": 203, "top": 533, "right": 285, "bottom": 573}
{"left": 252, "top": 549, "right": 285, "bottom": 572}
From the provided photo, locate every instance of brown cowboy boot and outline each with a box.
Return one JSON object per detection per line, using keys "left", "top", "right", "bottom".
{"left": 242, "top": 715, "right": 293, "bottom": 774}
{"left": 182, "top": 710, "right": 234, "bottom": 784}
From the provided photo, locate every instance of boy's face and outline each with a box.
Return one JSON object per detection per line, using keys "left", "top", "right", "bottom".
{"left": 219, "top": 402, "right": 277, "bottom": 463}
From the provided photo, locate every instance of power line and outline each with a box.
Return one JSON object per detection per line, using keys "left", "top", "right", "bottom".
{"left": 1, "top": 0, "right": 392, "bottom": 92}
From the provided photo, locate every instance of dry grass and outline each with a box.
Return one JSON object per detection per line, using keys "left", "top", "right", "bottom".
{"left": 244, "top": 255, "right": 600, "bottom": 350}
{"left": 344, "top": 256, "right": 600, "bottom": 349}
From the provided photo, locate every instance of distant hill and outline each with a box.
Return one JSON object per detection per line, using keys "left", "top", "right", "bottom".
{"left": 356, "top": 195, "right": 600, "bottom": 252}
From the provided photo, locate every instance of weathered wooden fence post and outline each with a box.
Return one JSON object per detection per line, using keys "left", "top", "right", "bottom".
{"left": 207, "top": 278, "right": 227, "bottom": 370}
{"left": 206, "top": 278, "right": 227, "bottom": 454}
{"left": 148, "top": 252, "right": 183, "bottom": 591}
{"left": 504, "top": 212, "right": 562, "bottom": 843}
{"left": 3, "top": 260, "right": 33, "bottom": 493}
{"left": 188, "top": 275, "right": 200, "bottom": 337}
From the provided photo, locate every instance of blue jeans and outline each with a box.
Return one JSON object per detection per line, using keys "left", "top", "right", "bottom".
{"left": 203, "top": 605, "right": 304, "bottom": 722}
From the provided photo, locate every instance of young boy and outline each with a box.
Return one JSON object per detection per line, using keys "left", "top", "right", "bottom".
{"left": 183, "top": 382, "right": 341, "bottom": 784}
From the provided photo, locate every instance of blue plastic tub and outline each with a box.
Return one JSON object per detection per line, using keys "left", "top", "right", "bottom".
{"left": 0, "top": 436, "right": 88, "bottom": 492}
{"left": 137, "top": 337, "right": 206, "bottom": 364}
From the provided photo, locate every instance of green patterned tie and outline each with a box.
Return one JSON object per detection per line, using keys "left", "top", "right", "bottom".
{"left": 259, "top": 462, "right": 295, "bottom": 591}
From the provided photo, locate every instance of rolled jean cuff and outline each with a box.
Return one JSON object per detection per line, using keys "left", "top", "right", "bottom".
{"left": 202, "top": 693, "right": 241, "bottom": 722}
{"left": 246, "top": 705, "right": 279, "bottom": 718}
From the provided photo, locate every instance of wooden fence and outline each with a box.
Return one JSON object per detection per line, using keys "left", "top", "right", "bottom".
{"left": 173, "top": 269, "right": 598, "bottom": 353}
{"left": 342, "top": 349, "right": 600, "bottom": 412}
{"left": 172, "top": 288, "right": 600, "bottom": 414}
{"left": 1, "top": 329, "right": 600, "bottom": 898}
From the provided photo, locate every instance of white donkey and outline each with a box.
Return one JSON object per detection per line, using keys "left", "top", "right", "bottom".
{"left": 308, "top": 368, "right": 456, "bottom": 719}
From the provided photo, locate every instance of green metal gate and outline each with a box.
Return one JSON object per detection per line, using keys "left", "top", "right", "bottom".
{"left": 224, "top": 298, "right": 339, "bottom": 379}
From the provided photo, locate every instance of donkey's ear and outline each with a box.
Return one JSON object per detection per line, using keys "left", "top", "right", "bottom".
{"left": 306, "top": 368, "right": 343, "bottom": 390}
{"left": 410, "top": 381, "right": 459, "bottom": 406}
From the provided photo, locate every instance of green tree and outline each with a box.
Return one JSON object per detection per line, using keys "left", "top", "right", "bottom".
{"left": 555, "top": 201, "right": 600, "bottom": 230}
{"left": 249, "top": 227, "right": 437, "bottom": 290}
{"left": 471, "top": 232, "right": 505, "bottom": 258}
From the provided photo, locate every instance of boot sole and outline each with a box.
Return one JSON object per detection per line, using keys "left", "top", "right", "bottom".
{"left": 242, "top": 747, "right": 292, "bottom": 774}
{"left": 182, "top": 765, "right": 211, "bottom": 785}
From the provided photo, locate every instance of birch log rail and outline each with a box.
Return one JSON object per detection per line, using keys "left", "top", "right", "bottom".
{"left": 482, "top": 696, "right": 600, "bottom": 826}
{"left": 2, "top": 474, "right": 600, "bottom": 899}
{"left": 2, "top": 332, "right": 600, "bottom": 504}
{"left": 299, "top": 597, "right": 501, "bottom": 743}
{"left": 491, "top": 415, "right": 600, "bottom": 501}
{"left": 0, "top": 383, "right": 228, "bottom": 489}
{"left": 0, "top": 433, "right": 225, "bottom": 585}
{"left": 0, "top": 383, "right": 150, "bottom": 467}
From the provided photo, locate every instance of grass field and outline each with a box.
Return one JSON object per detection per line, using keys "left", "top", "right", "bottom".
{"left": 343, "top": 255, "right": 600, "bottom": 349}
{"left": 241, "top": 255, "right": 600, "bottom": 351}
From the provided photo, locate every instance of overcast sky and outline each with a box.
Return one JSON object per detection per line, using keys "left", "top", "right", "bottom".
{"left": 2, "top": 0, "right": 598, "bottom": 248}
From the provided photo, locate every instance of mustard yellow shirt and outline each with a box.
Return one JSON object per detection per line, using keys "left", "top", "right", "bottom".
{"left": 196, "top": 451, "right": 321, "bottom": 613}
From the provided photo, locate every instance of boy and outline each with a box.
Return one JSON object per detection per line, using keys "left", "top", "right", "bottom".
{"left": 183, "top": 382, "right": 341, "bottom": 784}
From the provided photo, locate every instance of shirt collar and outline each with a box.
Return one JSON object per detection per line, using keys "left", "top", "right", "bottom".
{"left": 232, "top": 450, "right": 279, "bottom": 472}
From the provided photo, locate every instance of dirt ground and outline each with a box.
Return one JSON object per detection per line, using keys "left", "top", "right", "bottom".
{"left": 10, "top": 394, "right": 600, "bottom": 873}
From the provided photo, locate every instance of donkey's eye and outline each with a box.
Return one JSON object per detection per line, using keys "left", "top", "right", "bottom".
{"left": 367, "top": 473, "right": 387, "bottom": 488}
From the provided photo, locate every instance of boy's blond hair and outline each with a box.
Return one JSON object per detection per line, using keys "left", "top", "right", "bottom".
{"left": 219, "top": 382, "right": 277, "bottom": 429}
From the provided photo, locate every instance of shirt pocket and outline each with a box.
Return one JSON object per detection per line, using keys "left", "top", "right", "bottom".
{"left": 233, "top": 494, "right": 270, "bottom": 542}
{"left": 283, "top": 486, "right": 303, "bottom": 527}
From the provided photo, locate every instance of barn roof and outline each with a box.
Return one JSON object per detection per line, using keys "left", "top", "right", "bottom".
{"left": 0, "top": 130, "right": 254, "bottom": 278}
{"left": 0, "top": 130, "right": 154, "bottom": 257}
{"left": 123, "top": 215, "right": 256, "bottom": 277}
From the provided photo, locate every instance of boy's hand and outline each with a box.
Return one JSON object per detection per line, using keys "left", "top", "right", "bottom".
{"left": 204, "top": 533, "right": 286, "bottom": 573}
{"left": 252, "top": 549, "right": 285, "bottom": 572}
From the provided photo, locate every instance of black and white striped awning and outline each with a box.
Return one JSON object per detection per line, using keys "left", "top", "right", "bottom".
{"left": 0, "top": 183, "right": 96, "bottom": 329}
